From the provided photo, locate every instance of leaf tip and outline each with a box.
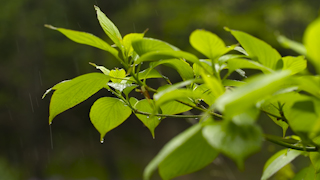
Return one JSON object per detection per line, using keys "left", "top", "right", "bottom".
{"left": 44, "top": 24, "right": 57, "bottom": 30}
{"left": 94, "top": 5, "right": 100, "bottom": 11}
{"left": 223, "top": 27, "right": 231, "bottom": 32}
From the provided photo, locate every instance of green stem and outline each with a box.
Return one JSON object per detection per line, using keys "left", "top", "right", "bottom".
{"left": 264, "top": 134, "right": 318, "bottom": 152}
{"left": 176, "top": 100, "right": 223, "bottom": 119}
{"left": 134, "top": 109, "right": 202, "bottom": 118}
{"left": 261, "top": 109, "right": 288, "bottom": 123}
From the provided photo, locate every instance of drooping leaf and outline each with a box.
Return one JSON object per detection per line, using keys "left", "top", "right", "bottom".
{"left": 49, "top": 73, "right": 109, "bottom": 124}
{"left": 281, "top": 56, "right": 307, "bottom": 75}
{"left": 132, "top": 38, "right": 178, "bottom": 56}
{"left": 229, "top": 29, "right": 282, "bottom": 70}
{"left": 136, "top": 50, "right": 200, "bottom": 65}
{"left": 277, "top": 34, "right": 306, "bottom": 55}
{"left": 123, "top": 33, "right": 144, "bottom": 57}
{"left": 90, "top": 97, "right": 132, "bottom": 142}
{"left": 150, "top": 59, "right": 194, "bottom": 81}
{"left": 303, "top": 17, "right": 320, "bottom": 73}
{"left": 144, "top": 124, "right": 219, "bottom": 180}
{"left": 215, "top": 70, "right": 291, "bottom": 118}
{"left": 202, "top": 121, "right": 263, "bottom": 169}
{"left": 45, "top": 25, "right": 119, "bottom": 58}
{"left": 94, "top": 6, "right": 123, "bottom": 50}
{"left": 190, "top": 29, "right": 232, "bottom": 60}
{"left": 261, "top": 149, "right": 302, "bottom": 180}
{"left": 134, "top": 99, "right": 161, "bottom": 138}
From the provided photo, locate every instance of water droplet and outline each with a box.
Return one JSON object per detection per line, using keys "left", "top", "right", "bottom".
{"left": 100, "top": 138, "right": 104, "bottom": 144}
{"left": 158, "top": 117, "right": 161, "bottom": 120}
{"left": 195, "top": 118, "right": 199, "bottom": 120}
{"left": 146, "top": 116, "right": 149, "bottom": 118}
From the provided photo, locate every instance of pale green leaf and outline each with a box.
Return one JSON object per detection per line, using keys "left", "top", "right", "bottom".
{"left": 109, "top": 69, "right": 126, "bottom": 83}
{"left": 160, "top": 100, "right": 192, "bottom": 115}
{"left": 194, "top": 84, "right": 216, "bottom": 106}
{"left": 123, "top": 33, "right": 144, "bottom": 57}
{"left": 261, "top": 149, "right": 302, "bottom": 180}
{"left": 227, "top": 58, "right": 274, "bottom": 74}
{"left": 282, "top": 56, "right": 307, "bottom": 75}
{"left": 136, "top": 50, "right": 200, "bottom": 65}
{"left": 222, "top": 79, "right": 246, "bottom": 87}
{"left": 201, "top": 73, "right": 225, "bottom": 100}
{"left": 42, "top": 80, "right": 70, "bottom": 99}
{"left": 229, "top": 29, "right": 282, "bottom": 70}
{"left": 190, "top": 29, "right": 232, "bottom": 60}
{"left": 90, "top": 97, "right": 131, "bottom": 142}
{"left": 215, "top": 70, "right": 291, "bottom": 118}
{"left": 150, "top": 59, "right": 194, "bottom": 81}
{"left": 277, "top": 35, "right": 306, "bottom": 55}
{"left": 135, "top": 99, "right": 161, "bottom": 138}
{"left": 89, "top": 62, "right": 110, "bottom": 75}
{"left": 132, "top": 38, "right": 179, "bottom": 56}
{"left": 45, "top": 25, "right": 118, "bottom": 58}
{"left": 49, "top": 73, "right": 109, "bottom": 124}
{"left": 295, "top": 75, "right": 320, "bottom": 98}
{"left": 303, "top": 17, "right": 320, "bottom": 73}
{"left": 94, "top": 6, "right": 123, "bottom": 50}
{"left": 203, "top": 122, "right": 263, "bottom": 169}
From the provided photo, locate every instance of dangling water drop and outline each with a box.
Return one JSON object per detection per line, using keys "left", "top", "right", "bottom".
{"left": 158, "top": 117, "right": 161, "bottom": 120}
{"left": 100, "top": 138, "right": 104, "bottom": 144}
{"left": 146, "top": 116, "right": 149, "bottom": 118}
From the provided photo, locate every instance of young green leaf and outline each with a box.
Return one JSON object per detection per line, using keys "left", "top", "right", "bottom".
{"left": 294, "top": 76, "right": 320, "bottom": 98}
{"left": 277, "top": 34, "right": 306, "bottom": 55}
{"left": 303, "top": 17, "right": 320, "bottom": 73}
{"left": 227, "top": 58, "right": 274, "bottom": 74}
{"left": 190, "top": 29, "right": 232, "bottom": 60}
{"left": 201, "top": 73, "right": 225, "bottom": 99}
{"left": 49, "top": 73, "right": 109, "bottom": 124}
{"left": 144, "top": 124, "right": 219, "bottom": 180}
{"left": 202, "top": 121, "right": 263, "bottom": 169}
{"left": 123, "top": 33, "right": 144, "bottom": 57}
{"left": 281, "top": 56, "right": 306, "bottom": 75}
{"left": 261, "top": 149, "right": 302, "bottom": 180}
{"left": 150, "top": 59, "right": 194, "bottom": 81}
{"left": 215, "top": 70, "right": 291, "bottom": 118}
{"left": 109, "top": 68, "right": 126, "bottom": 83}
{"left": 45, "top": 25, "right": 119, "bottom": 58}
{"left": 134, "top": 99, "right": 161, "bottom": 138}
{"left": 132, "top": 38, "right": 178, "bottom": 56}
{"left": 94, "top": 5, "right": 123, "bottom": 50}
{"left": 229, "top": 29, "right": 282, "bottom": 70}
{"left": 90, "top": 97, "right": 132, "bottom": 142}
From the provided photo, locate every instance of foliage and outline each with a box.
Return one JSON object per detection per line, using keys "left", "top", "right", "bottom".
{"left": 44, "top": 5, "right": 320, "bottom": 180}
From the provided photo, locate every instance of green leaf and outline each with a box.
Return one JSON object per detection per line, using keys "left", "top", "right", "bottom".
{"left": 202, "top": 121, "right": 263, "bottom": 169}
{"left": 303, "top": 17, "right": 320, "bottom": 73}
{"left": 311, "top": 152, "right": 320, "bottom": 174}
{"left": 144, "top": 124, "right": 219, "bottom": 180}
{"left": 107, "top": 82, "right": 135, "bottom": 92}
{"left": 281, "top": 56, "right": 307, "bottom": 75}
{"left": 129, "top": 97, "right": 139, "bottom": 108}
{"left": 94, "top": 6, "right": 123, "bottom": 50}
{"left": 227, "top": 58, "right": 274, "bottom": 74}
{"left": 229, "top": 29, "right": 282, "bottom": 70}
{"left": 222, "top": 79, "right": 246, "bottom": 87}
{"left": 132, "top": 38, "right": 179, "bottom": 56}
{"left": 150, "top": 59, "right": 194, "bottom": 81}
{"left": 295, "top": 75, "right": 320, "bottom": 98}
{"left": 215, "top": 70, "right": 291, "bottom": 118}
{"left": 160, "top": 100, "right": 192, "bottom": 115}
{"left": 49, "top": 73, "right": 109, "bottom": 124}
{"left": 128, "top": 68, "right": 162, "bottom": 82}
{"left": 89, "top": 62, "right": 110, "bottom": 75}
{"left": 109, "top": 68, "right": 126, "bottom": 83}
{"left": 154, "top": 79, "right": 202, "bottom": 106}
{"left": 292, "top": 166, "right": 318, "bottom": 180}
{"left": 90, "top": 97, "right": 132, "bottom": 142}
{"left": 42, "top": 80, "right": 70, "bottom": 99}
{"left": 134, "top": 99, "right": 161, "bottom": 138}
{"left": 190, "top": 29, "right": 232, "bottom": 60}
{"left": 277, "top": 34, "right": 306, "bottom": 55}
{"left": 194, "top": 84, "right": 216, "bottom": 106}
{"left": 261, "top": 149, "right": 302, "bottom": 180}
{"left": 123, "top": 33, "right": 144, "bottom": 57}
{"left": 45, "top": 25, "right": 118, "bottom": 58}
{"left": 136, "top": 50, "right": 200, "bottom": 65}
{"left": 201, "top": 73, "right": 225, "bottom": 100}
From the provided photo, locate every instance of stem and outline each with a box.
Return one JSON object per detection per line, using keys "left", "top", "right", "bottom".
{"left": 176, "top": 100, "right": 223, "bottom": 119}
{"left": 134, "top": 109, "right": 202, "bottom": 118}
{"left": 264, "top": 134, "right": 318, "bottom": 152}
{"left": 261, "top": 109, "right": 288, "bottom": 123}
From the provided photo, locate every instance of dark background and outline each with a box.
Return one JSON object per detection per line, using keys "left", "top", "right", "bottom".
{"left": 1, "top": 0, "right": 319, "bottom": 179}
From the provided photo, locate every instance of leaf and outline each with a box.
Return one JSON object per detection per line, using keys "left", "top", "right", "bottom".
{"left": 227, "top": 58, "right": 274, "bottom": 74}
{"left": 222, "top": 79, "right": 246, "bottom": 87}
{"left": 261, "top": 149, "right": 302, "bottom": 180}
{"left": 311, "top": 152, "right": 320, "bottom": 174}
{"left": 194, "top": 84, "right": 216, "bottom": 106}
{"left": 94, "top": 6, "right": 123, "bottom": 50}
{"left": 295, "top": 75, "right": 320, "bottom": 98}
{"left": 201, "top": 73, "right": 225, "bottom": 100}
{"left": 49, "top": 73, "right": 109, "bottom": 124}
{"left": 202, "top": 121, "right": 263, "bottom": 169}
{"left": 123, "top": 33, "right": 144, "bottom": 57}
{"left": 42, "top": 80, "right": 70, "bottom": 99}
{"left": 144, "top": 124, "right": 219, "bottom": 180}
{"left": 292, "top": 166, "right": 317, "bottom": 180}
{"left": 109, "top": 68, "right": 126, "bottom": 83}
{"left": 277, "top": 34, "right": 306, "bottom": 55}
{"left": 45, "top": 25, "right": 118, "bottom": 58}
{"left": 303, "top": 17, "right": 320, "bottom": 73}
{"left": 229, "top": 29, "right": 282, "bottom": 70}
{"left": 128, "top": 68, "right": 163, "bottom": 82}
{"left": 281, "top": 56, "right": 307, "bottom": 75}
{"left": 190, "top": 29, "right": 232, "bottom": 60}
{"left": 160, "top": 100, "right": 192, "bottom": 115}
{"left": 90, "top": 97, "right": 132, "bottom": 142}
{"left": 215, "top": 70, "right": 291, "bottom": 118}
{"left": 107, "top": 82, "right": 135, "bottom": 92}
{"left": 136, "top": 50, "right": 200, "bottom": 65}
{"left": 89, "top": 62, "right": 110, "bottom": 75}
{"left": 134, "top": 99, "right": 161, "bottom": 138}
{"left": 132, "top": 38, "right": 179, "bottom": 56}
{"left": 150, "top": 59, "right": 194, "bottom": 81}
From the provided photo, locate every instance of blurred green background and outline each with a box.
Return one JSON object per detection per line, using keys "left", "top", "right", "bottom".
{"left": 1, "top": 0, "right": 319, "bottom": 179}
